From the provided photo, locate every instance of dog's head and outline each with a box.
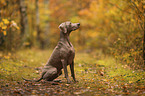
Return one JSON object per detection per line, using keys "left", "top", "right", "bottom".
{"left": 59, "top": 21, "right": 80, "bottom": 34}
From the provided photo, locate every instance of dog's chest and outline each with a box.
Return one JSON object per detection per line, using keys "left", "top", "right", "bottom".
{"left": 68, "top": 47, "right": 75, "bottom": 56}
{"left": 67, "top": 47, "right": 75, "bottom": 64}
{"left": 65, "top": 42, "right": 75, "bottom": 57}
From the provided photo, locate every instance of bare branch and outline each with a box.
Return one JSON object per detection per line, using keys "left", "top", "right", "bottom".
{"left": 108, "top": 2, "right": 135, "bottom": 15}
{"left": 130, "top": 0, "right": 143, "bottom": 15}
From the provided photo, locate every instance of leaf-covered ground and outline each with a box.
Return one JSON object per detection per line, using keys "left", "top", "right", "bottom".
{"left": 0, "top": 49, "right": 145, "bottom": 95}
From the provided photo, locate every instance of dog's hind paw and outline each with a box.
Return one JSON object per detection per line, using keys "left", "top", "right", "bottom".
{"left": 53, "top": 79, "right": 62, "bottom": 83}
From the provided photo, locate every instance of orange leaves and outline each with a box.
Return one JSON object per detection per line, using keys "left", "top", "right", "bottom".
{"left": 0, "top": 0, "right": 6, "bottom": 7}
{"left": 2, "top": 30, "right": 6, "bottom": 36}
{"left": 89, "top": 1, "right": 98, "bottom": 12}
{"left": 48, "top": 0, "right": 143, "bottom": 68}
{"left": 78, "top": 9, "right": 89, "bottom": 16}
{"left": 78, "top": 0, "right": 104, "bottom": 19}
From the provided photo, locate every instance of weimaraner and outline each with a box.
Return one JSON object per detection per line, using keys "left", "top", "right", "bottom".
{"left": 22, "top": 21, "right": 80, "bottom": 83}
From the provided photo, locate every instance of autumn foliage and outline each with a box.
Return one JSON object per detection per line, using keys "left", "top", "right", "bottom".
{"left": 0, "top": 0, "right": 144, "bottom": 68}
{"left": 0, "top": 0, "right": 145, "bottom": 95}
{"left": 49, "top": 0, "right": 144, "bottom": 69}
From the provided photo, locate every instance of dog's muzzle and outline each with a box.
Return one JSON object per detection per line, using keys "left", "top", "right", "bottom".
{"left": 77, "top": 23, "right": 80, "bottom": 27}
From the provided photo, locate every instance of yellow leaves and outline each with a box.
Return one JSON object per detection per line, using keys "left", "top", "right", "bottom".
{"left": 129, "top": 81, "right": 133, "bottom": 84}
{"left": 4, "top": 53, "right": 11, "bottom": 59}
{"left": 3, "top": 31, "right": 7, "bottom": 36}
{"left": 74, "top": 89, "right": 89, "bottom": 95}
{"left": 4, "top": 55, "right": 10, "bottom": 59}
{"left": 122, "top": 65, "right": 128, "bottom": 69}
{"left": 0, "top": 22, "right": 4, "bottom": 27}
{"left": 103, "top": 79, "right": 108, "bottom": 82}
{"left": 0, "top": 18, "right": 9, "bottom": 36}
{"left": 2, "top": 26, "right": 7, "bottom": 30}
{"left": 23, "top": 42, "right": 30, "bottom": 46}
{"left": 109, "top": 10, "right": 117, "bottom": 16}
{"left": 16, "top": 26, "right": 20, "bottom": 30}
{"left": 2, "top": 19, "right": 9, "bottom": 25}
{"left": 0, "top": 19, "right": 8, "bottom": 36}
{"left": 0, "top": 19, "right": 19, "bottom": 36}
{"left": 71, "top": 16, "right": 79, "bottom": 23}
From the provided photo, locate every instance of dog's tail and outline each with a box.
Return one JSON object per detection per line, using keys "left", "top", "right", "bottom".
{"left": 22, "top": 77, "right": 43, "bottom": 82}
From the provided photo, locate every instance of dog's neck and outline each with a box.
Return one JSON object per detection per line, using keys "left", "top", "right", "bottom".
{"left": 60, "top": 31, "right": 72, "bottom": 47}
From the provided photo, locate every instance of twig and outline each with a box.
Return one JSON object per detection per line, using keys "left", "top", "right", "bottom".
{"left": 108, "top": 2, "right": 135, "bottom": 15}
{"left": 130, "top": 0, "right": 144, "bottom": 30}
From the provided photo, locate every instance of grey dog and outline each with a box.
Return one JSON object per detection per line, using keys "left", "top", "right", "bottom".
{"left": 22, "top": 21, "right": 80, "bottom": 83}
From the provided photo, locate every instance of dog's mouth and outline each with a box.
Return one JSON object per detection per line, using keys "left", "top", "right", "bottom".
{"left": 72, "top": 23, "right": 80, "bottom": 31}
{"left": 76, "top": 23, "right": 80, "bottom": 29}
{"left": 77, "top": 23, "right": 80, "bottom": 27}
{"left": 72, "top": 27, "right": 78, "bottom": 31}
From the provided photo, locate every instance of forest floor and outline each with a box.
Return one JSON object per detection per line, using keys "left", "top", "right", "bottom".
{"left": 0, "top": 49, "right": 145, "bottom": 96}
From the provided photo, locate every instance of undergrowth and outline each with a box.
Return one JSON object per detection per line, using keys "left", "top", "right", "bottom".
{"left": 0, "top": 49, "right": 145, "bottom": 95}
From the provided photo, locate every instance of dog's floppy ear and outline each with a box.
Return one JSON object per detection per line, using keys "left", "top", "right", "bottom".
{"left": 58, "top": 23, "right": 67, "bottom": 33}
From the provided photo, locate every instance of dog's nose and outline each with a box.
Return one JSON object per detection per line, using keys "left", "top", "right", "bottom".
{"left": 77, "top": 23, "right": 80, "bottom": 26}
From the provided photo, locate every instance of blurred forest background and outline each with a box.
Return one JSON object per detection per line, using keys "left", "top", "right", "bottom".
{"left": 0, "top": 0, "right": 144, "bottom": 69}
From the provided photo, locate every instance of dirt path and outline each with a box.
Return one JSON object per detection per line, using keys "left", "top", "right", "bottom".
{"left": 0, "top": 49, "right": 145, "bottom": 95}
{"left": 0, "top": 80, "right": 86, "bottom": 96}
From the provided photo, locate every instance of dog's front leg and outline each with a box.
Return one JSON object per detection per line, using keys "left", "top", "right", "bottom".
{"left": 70, "top": 60, "right": 77, "bottom": 82}
{"left": 61, "top": 59, "right": 71, "bottom": 84}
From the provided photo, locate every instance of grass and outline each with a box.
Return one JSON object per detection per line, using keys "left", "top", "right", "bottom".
{"left": 0, "top": 49, "right": 51, "bottom": 82}
{"left": 0, "top": 49, "right": 145, "bottom": 95}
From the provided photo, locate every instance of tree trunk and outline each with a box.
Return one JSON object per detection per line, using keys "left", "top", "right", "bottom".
{"left": 43, "top": 0, "right": 50, "bottom": 48}
{"left": 143, "top": 9, "right": 145, "bottom": 65}
{"left": 35, "top": 0, "right": 40, "bottom": 42}
{"left": 19, "top": 0, "right": 28, "bottom": 38}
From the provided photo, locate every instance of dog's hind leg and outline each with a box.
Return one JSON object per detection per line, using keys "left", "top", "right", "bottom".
{"left": 43, "top": 67, "right": 58, "bottom": 81}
